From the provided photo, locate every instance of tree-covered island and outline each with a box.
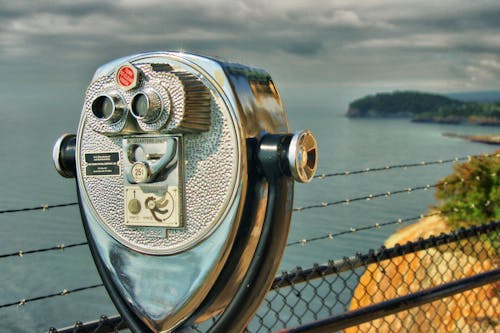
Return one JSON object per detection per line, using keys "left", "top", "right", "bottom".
{"left": 347, "top": 91, "right": 500, "bottom": 126}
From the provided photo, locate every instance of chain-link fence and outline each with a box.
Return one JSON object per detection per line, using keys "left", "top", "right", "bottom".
{"left": 247, "top": 220, "right": 499, "bottom": 333}
{"left": 50, "top": 220, "right": 499, "bottom": 333}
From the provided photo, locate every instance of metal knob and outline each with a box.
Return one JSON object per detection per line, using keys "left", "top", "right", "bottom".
{"left": 52, "top": 133, "right": 77, "bottom": 178}
{"left": 287, "top": 130, "right": 318, "bottom": 183}
{"left": 129, "top": 161, "right": 153, "bottom": 184}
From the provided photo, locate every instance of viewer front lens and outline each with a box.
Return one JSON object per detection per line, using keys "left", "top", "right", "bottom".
{"left": 131, "top": 93, "right": 150, "bottom": 118}
{"left": 92, "top": 96, "right": 114, "bottom": 119}
{"left": 130, "top": 90, "right": 162, "bottom": 124}
{"left": 90, "top": 93, "right": 126, "bottom": 124}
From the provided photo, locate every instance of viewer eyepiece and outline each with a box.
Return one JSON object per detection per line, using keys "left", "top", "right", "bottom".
{"left": 91, "top": 93, "right": 125, "bottom": 124}
{"left": 130, "top": 89, "right": 163, "bottom": 123}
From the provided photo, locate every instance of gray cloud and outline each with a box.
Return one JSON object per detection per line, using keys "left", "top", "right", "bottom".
{"left": 1, "top": 0, "right": 500, "bottom": 95}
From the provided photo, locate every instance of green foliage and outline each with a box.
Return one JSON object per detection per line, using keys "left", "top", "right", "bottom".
{"left": 348, "top": 91, "right": 460, "bottom": 116}
{"left": 435, "top": 152, "right": 500, "bottom": 229}
{"left": 348, "top": 91, "right": 500, "bottom": 123}
{"left": 418, "top": 101, "right": 500, "bottom": 119}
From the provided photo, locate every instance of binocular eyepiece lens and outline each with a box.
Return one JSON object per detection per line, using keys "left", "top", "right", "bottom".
{"left": 130, "top": 90, "right": 162, "bottom": 123}
{"left": 91, "top": 93, "right": 126, "bottom": 124}
{"left": 131, "top": 93, "right": 149, "bottom": 118}
{"left": 92, "top": 96, "right": 114, "bottom": 119}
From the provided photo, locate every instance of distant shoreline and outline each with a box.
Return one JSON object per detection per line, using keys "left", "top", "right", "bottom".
{"left": 346, "top": 91, "right": 500, "bottom": 127}
{"left": 443, "top": 132, "right": 500, "bottom": 145}
{"left": 412, "top": 115, "right": 500, "bottom": 126}
{"left": 346, "top": 107, "right": 500, "bottom": 126}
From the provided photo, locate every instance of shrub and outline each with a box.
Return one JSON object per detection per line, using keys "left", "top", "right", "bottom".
{"left": 435, "top": 151, "right": 500, "bottom": 229}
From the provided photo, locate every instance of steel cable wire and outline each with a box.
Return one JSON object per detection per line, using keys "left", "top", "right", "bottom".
{"left": 0, "top": 242, "right": 88, "bottom": 259}
{"left": 286, "top": 212, "right": 440, "bottom": 247}
{"left": 0, "top": 182, "right": 439, "bottom": 260}
{"left": 0, "top": 181, "right": 457, "bottom": 259}
{"left": 0, "top": 284, "right": 104, "bottom": 309}
{"left": 293, "top": 183, "right": 441, "bottom": 212}
{"left": 289, "top": 196, "right": 494, "bottom": 247}
{"left": 313, "top": 153, "right": 497, "bottom": 180}
{"left": 0, "top": 202, "right": 78, "bottom": 214}
{"left": 0, "top": 153, "right": 496, "bottom": 216}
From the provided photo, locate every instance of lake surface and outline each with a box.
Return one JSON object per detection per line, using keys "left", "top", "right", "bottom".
{"left": 0, "top": 85, "right": 497, "bottom": 332}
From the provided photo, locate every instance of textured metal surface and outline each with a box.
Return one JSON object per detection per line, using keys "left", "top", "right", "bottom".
{"left": 85, "top": 65, "right": 211, "bottom": 135}
{"left": 133, "top": 66, "right": 211, "bottom": 133}
{"left": 79, "top": 60, "right": 238, "bottom": 254}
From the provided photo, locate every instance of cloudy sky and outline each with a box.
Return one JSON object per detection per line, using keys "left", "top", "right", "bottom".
{"left": 1, "top": 0, "right": 500, "bottom": 110}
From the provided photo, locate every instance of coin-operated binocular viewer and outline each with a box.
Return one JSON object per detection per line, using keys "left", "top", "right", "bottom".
{"left": 53, "top": 52, "right": 318, "bottom": 333}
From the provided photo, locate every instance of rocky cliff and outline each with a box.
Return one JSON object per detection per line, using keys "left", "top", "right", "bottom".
{"left": 346, "top": 214, "right": 499, "bottom": 332}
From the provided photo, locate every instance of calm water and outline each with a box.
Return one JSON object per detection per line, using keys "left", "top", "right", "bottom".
{"left": 0, "top": 85, "right": 497, "bottom": 332}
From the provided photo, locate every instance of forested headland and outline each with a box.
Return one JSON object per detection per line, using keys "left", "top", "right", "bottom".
{"left": 346, "top": 91, "right": 500, "bottom": 126}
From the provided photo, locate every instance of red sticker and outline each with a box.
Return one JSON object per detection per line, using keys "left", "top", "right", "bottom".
{"left": 117, "top": 65, "right": 136, "bottom": 88}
